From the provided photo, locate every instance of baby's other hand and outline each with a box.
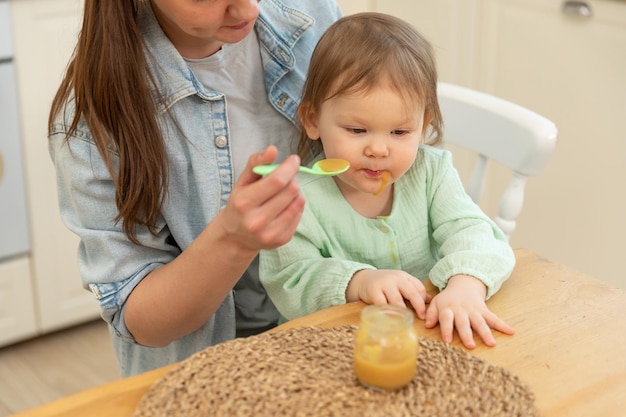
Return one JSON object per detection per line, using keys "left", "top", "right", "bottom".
{"left": 424, "top": 274, "right": 514, "bottom": 349}
{"left": 346, "top": 269, "right": 432, "bottom": 319}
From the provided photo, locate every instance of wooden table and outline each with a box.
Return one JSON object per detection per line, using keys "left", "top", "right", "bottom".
{"left": 11, "top": 249, "right": 626, "bottom": 417}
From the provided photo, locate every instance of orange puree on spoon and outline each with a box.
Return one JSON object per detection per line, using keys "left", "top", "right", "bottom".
{"left": 316, "top": 158, "right": 350, "bottom": 173}
{"left": 373, "top": 171, "right": 390, "bottom": 196}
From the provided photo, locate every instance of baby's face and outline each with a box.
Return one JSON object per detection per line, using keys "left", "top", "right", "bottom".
{"left": 302, "top": 84, "right": 429, "bottom": 198}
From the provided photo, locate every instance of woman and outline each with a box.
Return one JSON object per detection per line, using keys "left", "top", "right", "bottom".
{"left": 48, "top": 0, "right": 342, "bottom": 376}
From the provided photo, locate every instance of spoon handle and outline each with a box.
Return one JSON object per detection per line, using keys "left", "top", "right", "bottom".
{"left": 252, "top": 164, "right": 280, "bottom": 176}
{"left": 252, "top": 164, "right": 317, "bottom": 176}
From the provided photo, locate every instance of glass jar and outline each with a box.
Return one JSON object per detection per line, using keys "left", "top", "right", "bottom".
{"left": 353, "top": 304, "right": 418, "bottom": 391}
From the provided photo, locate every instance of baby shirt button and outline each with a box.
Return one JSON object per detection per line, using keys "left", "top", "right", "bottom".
{"left": 215, "top": 135, "right": 228, "bottom": 148}
{"left": 379, "top": 226, "right": 389, "bottom": 233}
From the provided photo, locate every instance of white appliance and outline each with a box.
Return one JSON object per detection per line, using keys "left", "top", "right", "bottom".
{"left": 0, "top": 0, "right": 31, "bottom": 260}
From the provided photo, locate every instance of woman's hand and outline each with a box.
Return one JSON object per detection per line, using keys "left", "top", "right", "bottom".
{"left": 346, "top": 269, "right": 432, "bottom": 319}
{"left": 425, "top": 274, "right": 514, "bottom": 348}
{"left": 126, "top": 146, "right": 305, "bottom": 347}
{"left": 217, "top": 145, "right": 306, "bottom": 253}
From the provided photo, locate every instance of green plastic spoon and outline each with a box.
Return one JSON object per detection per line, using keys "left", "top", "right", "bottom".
{"left": 253, "top": 158, "right": 350, "bottom": 177}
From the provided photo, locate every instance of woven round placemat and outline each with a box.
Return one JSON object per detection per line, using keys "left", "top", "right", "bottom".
{"left": 133, "top": 325, "right": 539, "bottom": 417}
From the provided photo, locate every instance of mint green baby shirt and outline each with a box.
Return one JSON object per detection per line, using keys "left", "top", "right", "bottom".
{"left": 259, "top": 145, "right": 515, "bottom": 320}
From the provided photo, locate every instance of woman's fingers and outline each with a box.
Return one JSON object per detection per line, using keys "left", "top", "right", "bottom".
{"left": 222, "top": 149, "right": 306, "bottom": 250}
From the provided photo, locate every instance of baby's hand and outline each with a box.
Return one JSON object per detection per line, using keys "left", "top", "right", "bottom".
{"left": 346, "top": 269, "right": 432, "bottom": 319}
{"left": 424, "top": 274, "right": 514, "bottom": 348}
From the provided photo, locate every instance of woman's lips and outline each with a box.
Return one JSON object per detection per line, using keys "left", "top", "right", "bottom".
{"left": 226, "top": 21, "right": 250, "bottom": 30}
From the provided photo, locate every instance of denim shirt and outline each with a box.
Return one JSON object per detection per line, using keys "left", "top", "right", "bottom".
{"left": 48, "top": 0, "right": 342, "bottom": 377}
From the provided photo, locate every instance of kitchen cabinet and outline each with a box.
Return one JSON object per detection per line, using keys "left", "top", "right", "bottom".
{"left": 3, "top": 0, "right": 100, "bottom": 347}
{"left": 0, "top": 0, "right": 36, "bottom": 346}
{"left": 372, "top": 0, "right": 481, "bottom": 87}
{"left": 0, "top": 257, "right": 37, "bottom": 346}
{"left": 475, "top": 0, "right": 626, "bottom": 289}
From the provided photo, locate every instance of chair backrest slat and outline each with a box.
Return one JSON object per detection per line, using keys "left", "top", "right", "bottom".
{"left": 438, "top": 82, "right": 557, "bottom": 240}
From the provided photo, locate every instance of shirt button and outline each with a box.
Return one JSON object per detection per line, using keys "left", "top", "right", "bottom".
{"left": 215, "top": 135, "right": 228, "bottom": 148}
{"left": 276, "top": 93, "right": 288, "bottom": 108}
{"left": 379, "top": 226, "right": 389, "bottom": 233}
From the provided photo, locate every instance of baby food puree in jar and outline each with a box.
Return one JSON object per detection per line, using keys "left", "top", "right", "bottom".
{"left": 353, "top": 304, "right": 418, "bottom": 390}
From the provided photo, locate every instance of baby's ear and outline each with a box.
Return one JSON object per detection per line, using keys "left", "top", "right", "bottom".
{"left": 298, "top": 102, "right": 321, "bottom": 140}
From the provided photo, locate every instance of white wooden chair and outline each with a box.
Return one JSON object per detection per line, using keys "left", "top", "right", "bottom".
{"left": 437, "top": 82, "right": 557, "bottom": 240}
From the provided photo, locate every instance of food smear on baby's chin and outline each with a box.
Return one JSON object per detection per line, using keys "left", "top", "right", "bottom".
{"left": 373, "top": 171, "right": 391, "bottom": 196}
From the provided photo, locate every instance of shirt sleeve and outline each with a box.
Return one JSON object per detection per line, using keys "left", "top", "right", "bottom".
{"left": 425, "top": 149, "right": 515, "bottom": 299}
{"left": 259, "top": 201, "right": 375, "bottom": 320}
{"left": 49, "top": 131, "right": 180, "bottom": 341}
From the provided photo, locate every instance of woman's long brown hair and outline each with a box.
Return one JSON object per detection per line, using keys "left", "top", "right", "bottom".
{"left": 48, "top": 0, "right": 166, "bottom": 244}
